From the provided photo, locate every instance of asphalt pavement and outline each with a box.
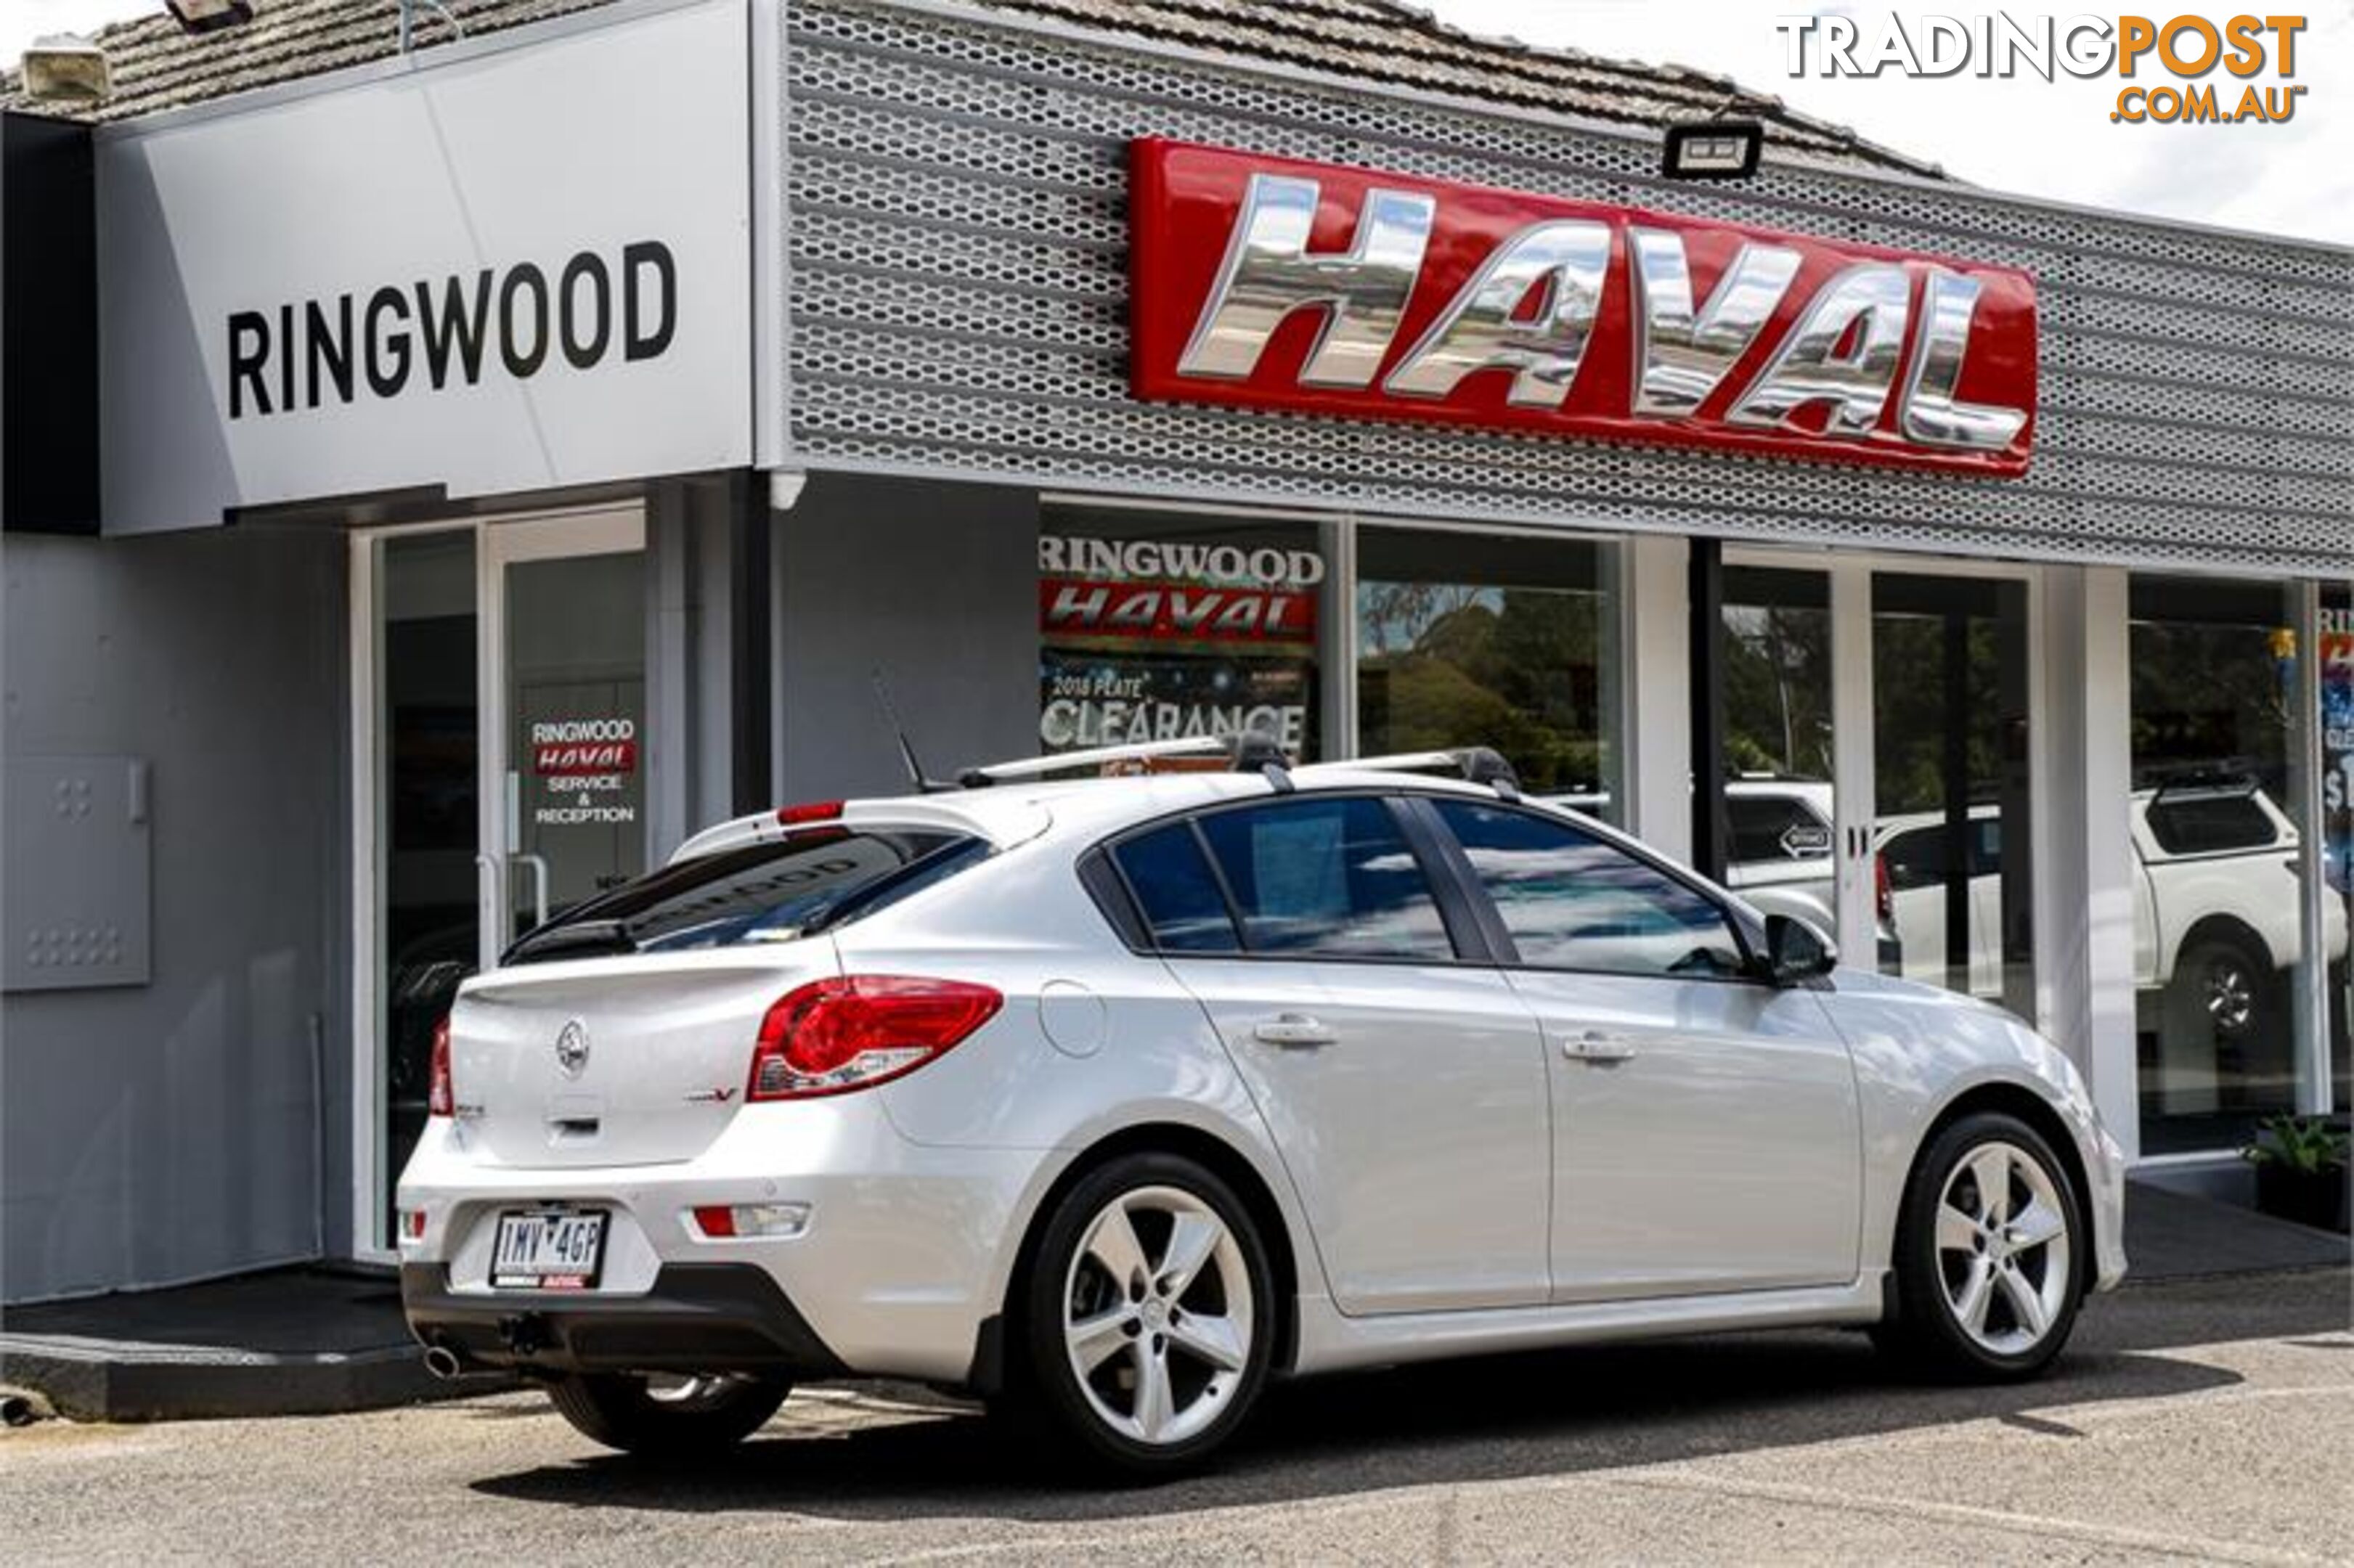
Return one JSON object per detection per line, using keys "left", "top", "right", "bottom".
{"left": 4, "top": 1268, "right": 2348, "bottom": 1565}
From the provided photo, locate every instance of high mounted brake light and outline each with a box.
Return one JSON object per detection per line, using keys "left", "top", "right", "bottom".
{"left": 776, "top": 800, "right": 845, "bottom": 825}
{"left": 748, "top": 976, "right": 1002, "bottom": 1100}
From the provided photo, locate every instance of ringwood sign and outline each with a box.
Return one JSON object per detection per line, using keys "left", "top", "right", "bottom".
{"left": 227, "top": 241, "right": 678, "bottom": 420}
{"left": 1128, "top": 139, "right": 2038, "bottom": 476}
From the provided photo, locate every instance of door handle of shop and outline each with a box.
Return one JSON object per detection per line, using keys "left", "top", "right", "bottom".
{"left": 475, "top": 854, "right": 506, "bottom": 971}
{"left": 1253, "top": 1013, "right": 1337, "bottom": 1049}
{"left": 514, "top": 853, "right": 550, "bottom": 930}
{"left": 1563, "top": 1030, "right": 1637, "bottom": 1063}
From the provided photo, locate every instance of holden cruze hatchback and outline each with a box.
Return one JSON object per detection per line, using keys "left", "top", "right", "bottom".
{"left": 399, "top": 746, "right": 2126, "bottom": 1477}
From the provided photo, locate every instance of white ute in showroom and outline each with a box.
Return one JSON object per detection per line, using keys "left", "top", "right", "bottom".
{"left": 399, "top": 740, "right": 2127, "bottom": 1477}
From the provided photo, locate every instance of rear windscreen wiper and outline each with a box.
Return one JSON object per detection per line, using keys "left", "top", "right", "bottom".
{"left": 504, "top": 918, "right": 638, "bottom": 965}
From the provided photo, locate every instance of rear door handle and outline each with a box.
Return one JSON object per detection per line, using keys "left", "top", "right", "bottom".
{"left": 1563, "top": 1030, "right": 1637, "bottom": 1063}
{"left": 1253, "top": 1013, "right": 1336, "bottom": 1048}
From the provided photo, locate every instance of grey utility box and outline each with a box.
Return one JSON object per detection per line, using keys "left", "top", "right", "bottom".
{"left": 4, "top": 755, "right": 152, "bottom": 991}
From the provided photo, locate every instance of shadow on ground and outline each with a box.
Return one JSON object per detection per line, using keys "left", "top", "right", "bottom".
{"left": 467, "top": 1268, "right": 2348, "bottom": 1522}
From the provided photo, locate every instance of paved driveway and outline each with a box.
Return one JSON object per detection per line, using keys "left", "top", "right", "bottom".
{"left": 6, "top": 1270, "right": 2347, "bottom": 1564}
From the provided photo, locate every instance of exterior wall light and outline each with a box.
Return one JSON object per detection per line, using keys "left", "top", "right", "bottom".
{"left": 1662, "top": 120, "right": 1764, "bottom": 181}
{"left": 164, "top": 0, "right": 256, "bottom": 33}
{"left": 17, "top": 36, "right": 112, "bottom": 105}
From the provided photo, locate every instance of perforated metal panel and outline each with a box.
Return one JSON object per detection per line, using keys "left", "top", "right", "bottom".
{"left": 783, "top": 0, "right": 2354, "bottom": 573}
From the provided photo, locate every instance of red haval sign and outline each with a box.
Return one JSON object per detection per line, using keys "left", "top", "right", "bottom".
{"left": 1128, "top": 139, "right": 2037, "bottom": 476}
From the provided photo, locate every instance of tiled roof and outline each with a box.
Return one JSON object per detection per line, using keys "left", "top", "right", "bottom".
{"left": 1, "top": 1, "right": 611, "bottom": 123}
{"left": 1, "top": 0, "right": 1944, "bottom": 178}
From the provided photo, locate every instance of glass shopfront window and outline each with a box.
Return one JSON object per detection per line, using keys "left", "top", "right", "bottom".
{"left": 2129, "top": 576, "right": 2324, "bottom": 1152}
{"left": 1038, "top": 508, "right": 1323, "bottom": 761}
{"left": 1355, "top": 527, "right": 1619, "bottom": 811}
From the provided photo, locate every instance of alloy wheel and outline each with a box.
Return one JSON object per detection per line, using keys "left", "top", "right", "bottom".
{"left": 1934, "top": 1140, "right": 2072, "bottom": 1356}
{"left": 1062, "top": 1184, "right": 1255, "bottom": 1447}
{"left": 2202, "top": 958, "right": 2255, "bottom": 1035}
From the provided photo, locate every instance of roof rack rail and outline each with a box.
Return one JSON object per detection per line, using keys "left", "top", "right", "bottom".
{"left": 957, "top": 732, "right": 1298, "bottom": 789}
{"left": 959, "top": 736, "right": 1227, "bottom": 786}
{"left": 1298, "top": 747, "right": 1522, "bottom": 799}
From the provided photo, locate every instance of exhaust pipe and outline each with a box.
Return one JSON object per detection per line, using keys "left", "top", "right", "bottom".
{"left": 422, "top": 1343, "right": 465, "bottom": 1381}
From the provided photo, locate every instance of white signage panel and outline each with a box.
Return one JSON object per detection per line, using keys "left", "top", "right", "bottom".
{"left": 97, "top": 1, "right": 752, "bottom": 534}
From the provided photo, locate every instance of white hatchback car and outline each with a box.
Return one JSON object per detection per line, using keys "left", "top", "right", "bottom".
{"left": 399, "top": 745, "right": 2127, "bottom": 1477}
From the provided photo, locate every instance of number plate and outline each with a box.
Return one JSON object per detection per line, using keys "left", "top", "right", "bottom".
{"left": 490, "top": 1209, "right": 608, "bottom": 1290}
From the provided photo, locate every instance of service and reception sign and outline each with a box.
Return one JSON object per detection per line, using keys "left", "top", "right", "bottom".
{"left": 94, "top": 1, "right": 752, "bottom": 534}
{"left": 1128, "top": 139, "right": 2039, "bottom": 476}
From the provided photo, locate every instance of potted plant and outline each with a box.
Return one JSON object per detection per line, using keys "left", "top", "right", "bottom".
{"left": 2241, "top": 1115, "right": 2351, "bottom": 1233}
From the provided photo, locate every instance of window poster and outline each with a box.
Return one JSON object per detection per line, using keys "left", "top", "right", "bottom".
{"left": 1038, "top": 527, "right": 1321, "bottom": 759}
{"left": 2320, "top": 608, "right": 2354, "bottom": 896}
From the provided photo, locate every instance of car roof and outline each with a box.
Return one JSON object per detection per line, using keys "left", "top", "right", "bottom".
{"left": 668, "top": 766, "right": 1517, "bottom": 865}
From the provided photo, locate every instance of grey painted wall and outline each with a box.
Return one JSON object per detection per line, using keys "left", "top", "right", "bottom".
{"left": 1, "top": 526, "right": 347, "bottom": 1302}
{"left": 774, "top": 475, "right": 1038, "bottom": 804}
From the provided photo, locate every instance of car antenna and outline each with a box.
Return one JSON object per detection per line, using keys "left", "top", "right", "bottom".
{"left": 871, "top": 669, "right": 957, "bottom": 793}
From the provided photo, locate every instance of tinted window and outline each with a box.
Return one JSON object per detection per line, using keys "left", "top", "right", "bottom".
{"left": 1727, "top": 795, "right": 1832, "bottom": 865}
{"left": 1970, "top": 817, "right": 2003, "bottom": 876}
{"left": 1881, "top": 825, "right": 1945, "bottom": 891}
{"left": 1434, "top": 801, "right": 1748, "bottom": 979}
{"left": 1884, "top": 817, "right": 2005, "bottom": 889}
{"left": 2146, "top": 791, "right": 2278, "bottom": 854}
{"left": 1197, "top": 796, "right": 1454, "bottom": 960}
{"left": 1112, "top": 825, "right": 1242, "bottom": 952}
{"left": 505, "top": 828, "right": 981, "bottom": 964}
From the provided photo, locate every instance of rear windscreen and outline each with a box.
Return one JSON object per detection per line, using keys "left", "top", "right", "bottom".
{"left": 505, "top": 828, "right": 985, "bottom": 964}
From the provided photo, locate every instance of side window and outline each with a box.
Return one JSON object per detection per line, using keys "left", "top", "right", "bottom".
{"left": 2144, "top": 791, "right": 2279, "bottom": 854}
{"left": 1195, "top": 796, "right": 1455, "bottom": 960}
{"left": 1111, "top": 824, "right": 1241, "bottom": 953}
{"left": 1433, "top": 799, "right": 1748, "bottom": 979}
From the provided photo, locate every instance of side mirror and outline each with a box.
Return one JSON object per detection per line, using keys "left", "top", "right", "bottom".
{"left": 1762, "top": 913, "right": 1838, "bottom": 987}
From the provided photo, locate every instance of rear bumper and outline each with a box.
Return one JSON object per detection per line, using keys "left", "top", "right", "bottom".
{"left": 394, "top": 1101, "right": 1052, "bottom": 1384}
{"left": 401, "top": 1261, "right": 849, "bottom": 1379}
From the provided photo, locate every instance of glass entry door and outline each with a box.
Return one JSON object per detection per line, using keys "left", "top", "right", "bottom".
{"left": 1716, "top": 555, "right": 2037, "bottom": 1022}
{"left": 357, "top": 510, "right": 647, "bottom": 1251}
{"left": 1870, "top": 573, "right": 2035, "bottom": 1018}
{"left": 484, "top": 515, "right": 648, "bottom": 959}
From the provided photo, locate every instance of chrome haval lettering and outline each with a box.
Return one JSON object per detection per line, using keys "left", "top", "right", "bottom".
{"left": 1899, "top": 270, "right": 2030, "bottom": 452}
{"left": 1170, "top": 184, "right": 2028, "bottom": 455}
{"left": 1175, "top": 173, "right": 1436, "bottom": 389}
{"left": 1726, "top": 262, "right": 1913, "bottom": 436}
{"left": 1384, "top": 219, "right": 1613, "bottom": 407}
{"left": 1629, "top": 231, "right": 1803, "bottom": 418}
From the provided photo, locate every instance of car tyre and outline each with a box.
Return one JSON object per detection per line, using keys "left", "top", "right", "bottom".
{"left": 545, "top": 1371, "right": 791, "bottom": 1454}
{"left": 2166, "top": 930, "right": 2273, "bottom": 1049}
{"left": 1015, "top": 1151, "right": 1275, "bottom": 1480}
{"left": 1877, "top": 1111, "right": 2083, "bottom": 1381}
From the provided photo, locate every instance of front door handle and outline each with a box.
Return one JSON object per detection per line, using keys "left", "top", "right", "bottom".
{"left": 1253, "top": 1013, "right": 1336, "bottom": 1049}
{"left": 1563, "top": 1030, "right": 1637, "bottom": 1063}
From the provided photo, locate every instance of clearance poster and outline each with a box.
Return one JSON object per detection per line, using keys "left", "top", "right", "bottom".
{"left": 1038, "top": 533, "right": 1320, "bottom": 759}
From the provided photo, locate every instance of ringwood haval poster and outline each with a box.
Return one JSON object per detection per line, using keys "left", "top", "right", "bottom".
{"left": 1038, "top": 531, "right": 1321, "bottom": 758}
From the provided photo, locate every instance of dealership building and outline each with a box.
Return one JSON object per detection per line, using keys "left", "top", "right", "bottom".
{"left": 1, "top": 0, "right": 2348, "bottom": 1303}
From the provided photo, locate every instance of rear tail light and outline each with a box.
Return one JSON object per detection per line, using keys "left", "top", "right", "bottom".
{"left": 748, "top": 975, "right": 1002, "bottom": 1101}
{"left": 1875, "top": 852, "right": 1894, "bottom": 925}
{"left": 427, "top": 1014, "right": 454, "bottom": 1118}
